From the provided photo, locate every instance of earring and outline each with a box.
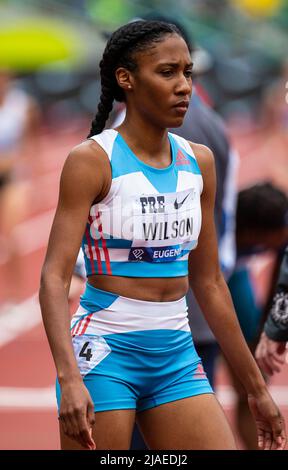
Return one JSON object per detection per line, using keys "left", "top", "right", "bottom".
{"left": 128, "top": 85, "right": 132, "bottom": 89}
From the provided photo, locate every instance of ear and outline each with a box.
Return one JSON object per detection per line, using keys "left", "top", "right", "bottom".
{"left": 115, "top": 67, "right": 133, "bottom": 92}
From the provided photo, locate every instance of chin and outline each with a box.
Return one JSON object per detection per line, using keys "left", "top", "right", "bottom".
{"left": 168, "top": 116, "right": 185, "bottom": 128}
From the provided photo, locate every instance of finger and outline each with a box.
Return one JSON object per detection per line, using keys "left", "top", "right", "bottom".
{"left": 87, "top": 402, "right": 96, "bottom": 428}
{"left": 275, "top": 435, "right": 285, "bottom": 450}
{"left": 70, "top": 415, "right": 92, "bottom": 449}
{"left": 63, "top": 413, "right": 77, "bottom": 441}
{"left": 77, "top": 410, "right": 96, "bottom": 450}
{"left": 279, "top": 431, "right": 287, "bottom": 450}
{"left": 258, "top": 429, "right": 264, "bottom": 450}
{"left": 271, "top": 439, "right": 278, "bottom": 450}
{"left": 272, "top": 417, "right": 286, "bottom": 450}
{"left": 87, "top": 403, "right": 96, "bottom": 450}
{"left": 65, "top": 410, "right": 89, "bottom": 449}
{"left": 58, "top": 414, "right": 68, "bottom": 436}
{"left": 276, "top": 343, "right": 286, "bottom": 355}
{"left": 79, "top": 427, "right": 96, "bottom": 450}
{"left": 268, "top": 352, "right": 285, "bottom": 366}
{"left": 267, "top": 357, "right": 282, "bottom": 373}
{"left": 255, "top": 347, "right": 262, "bottom": 362}
{"left": 255, "top": 343, "right": 265, "bottom": 362}
{"left": 69, "top": 417, "right": 87, "bottom": 449}
{"left": 264, "top": 431, "right": 272, "bottom": 450}
{"left": 260, "top": 358, "right": 275, "bottom": 376}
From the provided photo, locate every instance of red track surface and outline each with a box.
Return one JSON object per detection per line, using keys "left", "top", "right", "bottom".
{"left": 0, "top": 126, "right": 287, "bottom": 450}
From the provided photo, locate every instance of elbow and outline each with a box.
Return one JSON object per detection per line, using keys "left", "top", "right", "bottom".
{"left": 189, "top": 267, "right": 225, "bottom": 295}
{"left": 39, "top": 265, "right": 51, "bottom": 303}
{"left": 39, "top": 264, "right": 67, "bottom": 302}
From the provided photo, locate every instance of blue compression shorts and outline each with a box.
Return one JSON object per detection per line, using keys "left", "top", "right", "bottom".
{"left": 56, "top": 284, "right": 213, "bottom": 413}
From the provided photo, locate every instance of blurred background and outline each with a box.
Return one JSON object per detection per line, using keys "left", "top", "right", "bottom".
{"left": 0, "top": 0, "right": 287, "bottom": 450}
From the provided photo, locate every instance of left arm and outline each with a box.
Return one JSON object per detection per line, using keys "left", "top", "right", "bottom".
{"left": 188, "top": 142, "right": 286, "bottom": 450}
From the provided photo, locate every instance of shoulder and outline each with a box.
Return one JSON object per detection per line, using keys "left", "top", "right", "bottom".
{"left": 188, "top": 142, "right": 215, "bottom": 173}
{"left": 188, "top": 142, "right": 216, "bottom": 199}
{"left": 64, "top": 139, "right": 111, "bottom": 175}
{"left": 60, "top": 139, "right": 111, "bottom": 201}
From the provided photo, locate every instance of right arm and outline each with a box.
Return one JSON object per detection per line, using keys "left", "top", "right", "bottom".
{"left": 256, "top": 247, "right": 288, "bottom": 375}
{"left": 39, "top": 140, "right": 110, "bottom": 449}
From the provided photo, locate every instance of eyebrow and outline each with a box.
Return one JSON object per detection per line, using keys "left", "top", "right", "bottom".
{"left": 157, "top": 62, "right": 194, "bottom": 68}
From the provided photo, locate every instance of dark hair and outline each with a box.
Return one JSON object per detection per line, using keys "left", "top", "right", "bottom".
{"left": 141, "top": 13, "right": 194, "bottom": 52}
{"left": 237, "top": 182, "right": 288, "bottom": 231}
{"left": 87, "top": 20, "right": 189, "bottom": 138}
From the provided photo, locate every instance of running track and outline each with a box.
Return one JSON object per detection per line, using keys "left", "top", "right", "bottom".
{"left": 0, "top": 124, "right": 287, "bottom": 449}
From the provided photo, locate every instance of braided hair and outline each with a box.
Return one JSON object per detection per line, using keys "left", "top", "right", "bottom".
{"left": 87, "top": 20, "right": 189, "bottom": 138}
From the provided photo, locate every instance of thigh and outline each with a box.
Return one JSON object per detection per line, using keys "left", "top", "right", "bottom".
{"left": 137, "top": 394, "right": 236, "bottom": 450}
{"left": 60, "top": 409, "right": 136, "bottom": 450}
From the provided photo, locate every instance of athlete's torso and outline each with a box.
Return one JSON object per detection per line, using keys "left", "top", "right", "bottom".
{"left": 83, "top": 129, "right": 203, "bottom": 301}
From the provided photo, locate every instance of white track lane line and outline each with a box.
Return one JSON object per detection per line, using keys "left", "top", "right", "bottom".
{"left": 0, "top": 387, "right": 56, "bottom": 409}
{"left": 0, "top": 294, "right": 41, "bottom": 347}
{"left": 0, "top": 296, "right": 287, "bottom": 411}
{"left": 11, "top": 209, "right": 55, "bottom": 258}
{"left": 0, "top": 384, "right": 288, "bottom": 410}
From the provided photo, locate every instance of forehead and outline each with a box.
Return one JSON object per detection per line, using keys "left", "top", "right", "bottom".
{"left": 135, "top": 34, "right": 191, "bottom": 66}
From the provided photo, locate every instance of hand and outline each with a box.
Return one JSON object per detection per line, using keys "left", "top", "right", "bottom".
{"left": 59, "top": 379, "right": 96, "bottom": 450}
{"left": 255, "top": 332, "right": 287, "bottom": 375}
{"left": 248, "top": 390, "right": 286, "bottom": 450}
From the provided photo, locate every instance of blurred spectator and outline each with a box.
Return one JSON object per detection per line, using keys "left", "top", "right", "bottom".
{"left": 0, "top": 69, "right": 41, "bottom": 306}
{"left": 225, "top": 182, "right": 288, "bottom": 449}
{"left": 255, "top": 245, "right": 288, "bottom": 375}
{"left": 177, "top": 90, "right": 238, "bottom": 389}
{"left": 261, "top": 60, "right": 288, "bottom": 132}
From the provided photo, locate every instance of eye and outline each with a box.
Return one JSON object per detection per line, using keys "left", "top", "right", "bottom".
{"left": 184, "top": 69, "right": 193, "bottom": 78}
{"left": 160, "top": 70, "right": 174, "bottom": 77}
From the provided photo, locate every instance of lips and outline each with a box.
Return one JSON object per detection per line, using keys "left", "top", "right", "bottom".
{"left": 173, "top": 100, "right": 189, "bottom": 111}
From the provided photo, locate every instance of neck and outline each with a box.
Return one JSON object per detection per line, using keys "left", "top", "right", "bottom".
{"left": 116, "top": 106, "right": 169, "bottom": 158}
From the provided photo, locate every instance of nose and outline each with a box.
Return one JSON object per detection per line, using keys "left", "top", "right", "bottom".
{"left": 175, "top": 73, "right": 192, "bottom": 95}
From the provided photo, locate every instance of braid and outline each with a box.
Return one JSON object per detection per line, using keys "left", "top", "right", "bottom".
{"left": 87, "top": 20, "right": 187, "bottom": 138}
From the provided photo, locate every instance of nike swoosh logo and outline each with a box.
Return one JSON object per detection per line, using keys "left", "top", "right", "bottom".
{"left": 174, "top": 193, "right": 190, "bottom": 210}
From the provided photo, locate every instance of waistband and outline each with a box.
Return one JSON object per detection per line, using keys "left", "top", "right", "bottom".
{"left": 71, "top": 282, "right": 190, "bottom": 336}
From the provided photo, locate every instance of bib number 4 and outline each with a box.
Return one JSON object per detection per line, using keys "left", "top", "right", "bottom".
{"left": 79, "top": 342, "right": 93, "bottom": 362}
{"left": 72, "top": 335, "right": 112, "bottom": 377}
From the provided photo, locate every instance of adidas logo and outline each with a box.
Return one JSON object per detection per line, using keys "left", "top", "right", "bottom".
{"left": 176, "top": 149, "right": 189, "bottom": 165}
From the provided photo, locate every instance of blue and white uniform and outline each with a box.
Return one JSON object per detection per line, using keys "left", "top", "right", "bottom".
{"left": 56, "top": 129, "right": 213, "bottom": 413}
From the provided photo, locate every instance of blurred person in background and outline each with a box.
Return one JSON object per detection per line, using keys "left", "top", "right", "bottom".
{"left": 256, "top": 246, "right": 288, "bottom": 375}
{"left": 0, "top": 69, "right": 41, "bottom": 307}
{"left": 261, "top": 60, "right": 288, "bottom": 132}
{"left": 173, "top": 67, "right": 238, "bottom": 391}
{"left": 225, "top": 182, "right": 288, "bottom": 449}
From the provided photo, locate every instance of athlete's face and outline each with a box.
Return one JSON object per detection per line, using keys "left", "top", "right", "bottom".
{"left": 128, "top": 34, "right": 193, "bottom": 128}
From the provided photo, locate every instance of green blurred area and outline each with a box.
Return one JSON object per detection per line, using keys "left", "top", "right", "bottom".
{"left": 0, "top": 18, "right": 86, "bottom": 70}
{"left": 0, "top": 0, "right": 287, "bottom": 124}
{"left": 87, "top": 0, "right": 133, "bottom": 27}
{"left": 1, "top": 0, "right": 287, "bottom": 70}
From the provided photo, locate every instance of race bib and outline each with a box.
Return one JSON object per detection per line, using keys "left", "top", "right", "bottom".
{"left": 128, "top": 188, "right": 200, "bottom": 263}
{"left": 72, "top": 335, "right": 111, "bottom": 377}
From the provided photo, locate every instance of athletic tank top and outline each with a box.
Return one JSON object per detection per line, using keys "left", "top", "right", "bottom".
{"left": 82, "top": 129, "right": 203, "bottom": 278}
